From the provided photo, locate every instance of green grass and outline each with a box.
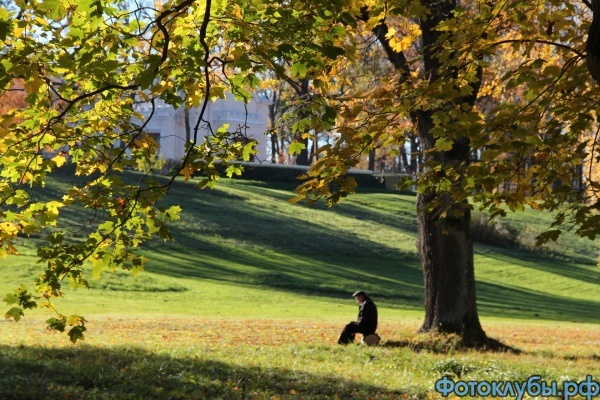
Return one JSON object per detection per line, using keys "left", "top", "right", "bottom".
{"left": 1, "top": 174, "right": 599, "bottom": 399}
{"left": 1, "top": 317, "right": 599, "bottom": 399}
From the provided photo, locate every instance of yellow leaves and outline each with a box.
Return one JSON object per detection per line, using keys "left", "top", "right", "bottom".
{"left": 229, "top": 4, "right": 243, "bottom": 20}
{"left": 386, "top": 23, "right": 422, "bottom": 52}
{"left": 362, "top": 2, "right": 386, "bottom": 31}
{"left": 45, "top": 201, "right": 63, "bottom": 218}
{"left": 151, "top": 79, "right": 175, "bottom": 97}
{"left": 389, "top": 33, "right": 417, "bottom": 53}
{"left": 0, "top": 221, "right": 19, "bottom": 239}
{"left": 210, "top": 85, "right": 227, "bottom": 102}
{"left": 477, "top": 83, "right": 496, "bottom": 98}
{"left": 133, "top": 134, "right": 159, "bottom": 153}
{"left": 6, "top": 242, "right": 18, "bottom": 255}
{"left": 24, "top": 73, "right": 45, "bottom": 99}
{"left": 52, "top": 154, "right": 67, "bottom": 168}
{"left": 364, "top": 15, "right": 383, "bottom": 31}
{"left": 0, "top": 222, "right": 19, "bottom": 258}
{"left": 180, "top": 165, "right": 194, "bottom": 181}
{"left": 19, "top": 172, "right": 33, "bottom": 184}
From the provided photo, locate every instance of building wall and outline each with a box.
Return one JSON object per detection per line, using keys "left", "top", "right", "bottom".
{"left": 135, "top": 93, "right": 270, "bottom": 162}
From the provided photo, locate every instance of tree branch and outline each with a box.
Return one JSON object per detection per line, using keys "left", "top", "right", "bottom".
{"left": 487, "top": 39, "right": 585, "bottom": 58}
{"left": 165, "top": 0, "right": 213, "bottom": 191}
{"left": 582, "top": 0, "right": 593, "bottom": 10}
{"left": 372, "top": 23, "right": 412, "bottom": 78}
{"left": 154, "top": 0, "right": 196, "bottom": 67}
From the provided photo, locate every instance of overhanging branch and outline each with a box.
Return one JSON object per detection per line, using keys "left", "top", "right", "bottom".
{"left": 487, "top": 39, "right": 585, "bottom": 58}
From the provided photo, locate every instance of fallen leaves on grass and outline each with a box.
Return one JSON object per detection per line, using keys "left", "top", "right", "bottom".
{"left": 1, "top": 317, "right": 599, "bottom": 399}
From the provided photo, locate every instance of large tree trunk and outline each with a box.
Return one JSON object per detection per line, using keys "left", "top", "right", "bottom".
{"left": 414, "top": 111, "right": 487, "bottom": 346}
{"left": 417, "top": 193, "right": 486, "bottom": 344}
{"left": 587, "top": 0, "right": 600, "bottom": 82}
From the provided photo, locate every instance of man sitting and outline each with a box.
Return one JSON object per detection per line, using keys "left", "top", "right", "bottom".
{"left": 338, "top": 290, "right": 378, "bottom": 345}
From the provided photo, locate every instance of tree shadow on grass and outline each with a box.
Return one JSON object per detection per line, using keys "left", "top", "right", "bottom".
{"left": 146, "top": 178, "right": 600, "bottom": 322}
{"left": 475, "top": 280, "right": 600, "bottom": 323}
{"left": 478, "top": 246, "right": 600, "bottom": 287}
{"left": 0, "top": 345, "right": 407, "bottom": 400}
{"left": 381, "top": 336, "right": 521, "bottom": 355}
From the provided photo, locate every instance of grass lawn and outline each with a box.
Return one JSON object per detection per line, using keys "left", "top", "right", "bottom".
{"left": 1, "top": 176, "right": 599, "bottom": 399}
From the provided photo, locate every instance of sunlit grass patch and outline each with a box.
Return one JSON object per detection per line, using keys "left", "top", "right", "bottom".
{"left": 1, "top": 317, "right": 598, "bottom": 399}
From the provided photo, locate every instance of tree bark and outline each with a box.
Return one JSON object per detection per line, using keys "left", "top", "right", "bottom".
{"left": 184, "top": 106, "right": 191, "bottom": 143}
{"left": 368, "top": 149, "right": 376, "bottom": 171}
{"left": 268, "top": 87, "right": 280, "bottom": 163}
{"left": 417, "top": 193, "right": 486, "bottom": 343}
{"left": 587, "top": 0, "right": 600, "bottom": 83}
{"left": 292, "top": 79, "right": 311, "bottom": 166}
{"left": 295, "top": 137, "right": 311, "bottom": 165}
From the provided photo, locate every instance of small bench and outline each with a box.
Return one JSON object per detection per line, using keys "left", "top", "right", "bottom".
{"left": 361, "top": 333, "right": 381, "bottom": 346}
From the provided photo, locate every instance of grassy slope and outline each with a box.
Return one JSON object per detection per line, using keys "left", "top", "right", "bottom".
{"left": 1, "top": 175, "right": 599, "bottom": 399}
{"left": 1, "top": 175, "right": 599, "bottom": 322}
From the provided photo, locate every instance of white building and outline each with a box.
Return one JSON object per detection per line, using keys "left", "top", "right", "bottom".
{"left": 134, "top": 93, "right": 271, "bottom": 161}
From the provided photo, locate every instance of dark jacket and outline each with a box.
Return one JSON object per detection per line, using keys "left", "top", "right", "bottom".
{"left": 356, "top": 296, "right": 378, "bottom": 334}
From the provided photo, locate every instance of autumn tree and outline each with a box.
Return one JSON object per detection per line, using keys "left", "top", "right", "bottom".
{"left": 2, "top": 0, "right": 600, "bottom": 346}
{"left": 294, "top": 0, "right": 599, "bottom": 345}
{"left": 0, "top": 0, "right": 351, "bottom": 341}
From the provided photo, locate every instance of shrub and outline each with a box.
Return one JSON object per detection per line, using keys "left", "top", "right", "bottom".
{"left": 471, "top": 213, "right": 520, "bottom": 249}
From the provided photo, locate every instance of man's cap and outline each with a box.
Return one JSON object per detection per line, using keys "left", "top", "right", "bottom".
{"left": 353, "top": 290, "right": 366, "bottom": 297}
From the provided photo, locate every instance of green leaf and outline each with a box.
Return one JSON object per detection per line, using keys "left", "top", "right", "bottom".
{"left": 242, "top": 142, "right": 255, "bottom": 162}
{"left": 288, "top": 142, "right": 306, "bottom": 155}
{"left": 291, "top": 62, "right": 308, "bottom": 78}
{"left": 225, "top": 164, "right": 243, "bottom": 178}
{"left": 135, "top": 56, "right": 162, "bottom": 89}
{"left": 321, "top": 45, "right": 345, "bottom": 58}
{"left": 0, "top": 8, "right": 10, "bottom": 42}
{"left": 48, "top": 232, "right": 64, "bottom": 244}
{"left": 92, "top": 255, "right": 107, "bottom": 279}
{"left": 68, "top": 325, "right": 87, "bottom": 343}
{"left": 3, "top": 285, "right": 37, "bottom": 309}
{"left": 3, "top": 293, "right": 19, "bottom": 305}
{"left": 46, "top": 317, "right": 66, "bottom": 333}
{"left": 435, "top": 138, "right": 454, "bottom": 152}
{"left": 67, "top": 314, "right": 86, "bottom": 326}
{"left": 164, "top": 206, "right": 181, "bottom": 221}
{"left": 89, "top": 0, "right": 104, "bottom": 18}
{"left": 39, "top": 0, "right": 68, "bottom": 20}
{"left": 5, "top": 307, "right": 24, "bottom": 322}
{"left": 543, "top": 65, "right": 561, "bottom": 77}
{"left": 535, "top": 229, "right": 562, "bottom": 246}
